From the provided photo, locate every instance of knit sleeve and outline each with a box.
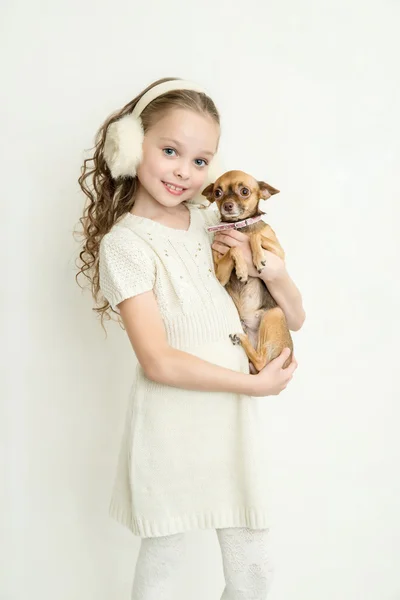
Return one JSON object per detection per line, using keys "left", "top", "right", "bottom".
{"left": 99, "top": 230, "right": 156, "bottom": 313}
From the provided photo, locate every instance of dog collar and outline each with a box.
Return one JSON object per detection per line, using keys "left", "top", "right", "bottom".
{"left": 207, "top": 214, "right": 264, "bottom": 233}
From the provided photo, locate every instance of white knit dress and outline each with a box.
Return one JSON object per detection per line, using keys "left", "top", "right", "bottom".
{"left": 99, "top": 201, "right": 270, "bottom": 538}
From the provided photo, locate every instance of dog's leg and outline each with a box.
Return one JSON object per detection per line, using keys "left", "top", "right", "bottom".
{"left": 230, "top": 246, "right": 248, "bottom": 283}
{"left": 213, "top": 248, "right": 235, "bottom": 287}
{"left": 260, "top": 235, "right": 285, "bottom": 260}
{"left": 230, "top": 332, "right": 267, "bottom": 371}
{"left": 249, "top": 233, "right": 267, "bottom": 273}
{"left": 256, "top": 307, "right": 293, "bottom": 369}
{"left": 230, "top": 307, "right": 293, "bottom": 371}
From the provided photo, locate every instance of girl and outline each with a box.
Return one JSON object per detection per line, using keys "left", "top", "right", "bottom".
{"left": 77, "top": 77, "right": 305, "bottom": 599}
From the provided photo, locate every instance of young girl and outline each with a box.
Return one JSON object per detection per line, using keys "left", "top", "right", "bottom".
{"left": 77, "top": 77, "right": 305, "bottom": 599}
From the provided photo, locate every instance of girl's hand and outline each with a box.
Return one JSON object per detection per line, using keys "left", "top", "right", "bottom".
{"left": 212, "top": 230, "right": 286, "bottom": 281}
{"left": 252, "top": 348, "right": 297, "bottom": 397}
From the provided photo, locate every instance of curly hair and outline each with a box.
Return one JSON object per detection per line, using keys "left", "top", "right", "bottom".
{"left": 75, "top": 77, "right": 220, "bottom": 329}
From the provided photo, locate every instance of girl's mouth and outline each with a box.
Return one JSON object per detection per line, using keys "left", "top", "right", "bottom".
{"left": 162, "top": 181, "right": 187, "bottom": 196}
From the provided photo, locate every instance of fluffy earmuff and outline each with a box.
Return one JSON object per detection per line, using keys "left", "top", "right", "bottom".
{"left": 103, "top": 113, "right": 144, "bottom": 179}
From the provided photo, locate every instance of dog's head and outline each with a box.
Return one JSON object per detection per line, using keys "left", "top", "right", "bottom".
{"left": 202, "top": 170, "right": 279, "bottom": 222}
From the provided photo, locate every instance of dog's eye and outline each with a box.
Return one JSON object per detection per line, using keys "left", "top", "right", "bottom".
{"left": 241, "top": 187, "right": 250, "bottom": 196}
{"left": 214, "top": 188, "right": 223, "bottom": 199}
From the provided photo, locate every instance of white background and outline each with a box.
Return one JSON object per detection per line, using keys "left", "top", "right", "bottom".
{"left": 2, "top": 0, "right": 399, "bottom": 598}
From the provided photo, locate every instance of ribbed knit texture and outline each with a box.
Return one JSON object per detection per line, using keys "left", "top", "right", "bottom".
{"left": 99, "top": 202, "right": 270, "bottom": 538}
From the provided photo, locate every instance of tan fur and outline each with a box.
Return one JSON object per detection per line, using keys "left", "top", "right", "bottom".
{"left": 202, "top": 170, "right": 293, "bottom": 371}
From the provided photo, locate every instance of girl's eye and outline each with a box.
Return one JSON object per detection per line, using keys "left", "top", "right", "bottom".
{"left": 214, "top": 188, "right": 223, "bottom": 199}
{"left": 241, "top": 187, "right": 250, "bottom": 196}
{"left": 163, "top": 148, "right": 177, "bottom": 157}
{"left": 194, "top": 159, "right": 208, "bottom": 167}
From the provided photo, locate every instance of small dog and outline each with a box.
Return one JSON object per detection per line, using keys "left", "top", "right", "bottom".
{"left": 202, "top": 170, "right": 293, "bottom": 371}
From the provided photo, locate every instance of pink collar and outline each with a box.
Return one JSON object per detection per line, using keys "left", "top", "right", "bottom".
{"left": 207, "top": 214, "right": 264, "bottom": 233}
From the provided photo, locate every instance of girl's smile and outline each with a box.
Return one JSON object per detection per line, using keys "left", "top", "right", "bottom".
{"left": 162, "top": 181, "right": 188, "bottom": 195}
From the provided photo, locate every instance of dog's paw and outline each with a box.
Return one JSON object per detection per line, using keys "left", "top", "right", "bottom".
{"left": 229, "top": 333, "right": 242, "bottom": 346}
{"left": 235, "top": 267, "right": 248, "bottom": 283}
{"left": 254, "top": 253, "right": 267, "bottom": 273}
{"left": 255, "top": 260, "right": 266, "bottom": 273}
{"left": 234, "top": 260, "right": 248, "bottom": 283}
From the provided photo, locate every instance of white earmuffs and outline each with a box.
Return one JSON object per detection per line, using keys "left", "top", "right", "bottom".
{"left": 103, "top": 80, "right": 224, "bottom": 204}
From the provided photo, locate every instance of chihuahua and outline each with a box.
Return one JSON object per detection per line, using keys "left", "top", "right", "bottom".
{"left": 202, "top": 170, "right": 293, "bottom": 371}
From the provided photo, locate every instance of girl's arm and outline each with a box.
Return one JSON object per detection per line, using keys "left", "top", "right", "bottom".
{"left": 118, "top": 290, "right": 296, "bottom": 397}
{"left": 212, "top": 231, "right": 306, "bottom": 331}
{"left": 259, "top": 268, "right": 305, "bottom": 331}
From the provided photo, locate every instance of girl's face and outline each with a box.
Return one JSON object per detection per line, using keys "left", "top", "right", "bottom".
{"left": 136, "top": 108, "right": 220, "bottom": 208}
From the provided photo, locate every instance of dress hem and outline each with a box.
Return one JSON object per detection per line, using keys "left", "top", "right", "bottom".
{"left": 109, "top": 497, "right": 269, "bottom": 538}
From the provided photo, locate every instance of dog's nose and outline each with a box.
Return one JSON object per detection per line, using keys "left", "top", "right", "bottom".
{"left": 223, "top": 202, "right": 234, "bottom": 211}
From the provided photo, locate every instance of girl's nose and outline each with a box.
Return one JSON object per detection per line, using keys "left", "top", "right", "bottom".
{"left": 174, "top": 163, "right": 190, "bottom": 180}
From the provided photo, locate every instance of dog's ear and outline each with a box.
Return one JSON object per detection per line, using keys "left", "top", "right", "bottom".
{"left": 202, "top": 183, "right": 215, "bottom": 202}
{"left": 258, "top": 181, "right": 280, "bottom": 199}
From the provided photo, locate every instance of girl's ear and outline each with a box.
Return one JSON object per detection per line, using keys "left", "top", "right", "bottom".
{"left": 202, "top": 183, "right": 215, "bottom": 202}
{"left": 258, "top": 181, "right": 280, "bottom": 199}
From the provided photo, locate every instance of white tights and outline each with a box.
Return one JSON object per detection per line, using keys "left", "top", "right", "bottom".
{"left": 131, "top": 527, "right": 273, "bottom": 599}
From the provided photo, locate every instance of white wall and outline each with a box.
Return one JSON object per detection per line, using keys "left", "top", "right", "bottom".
{"left": 2, "top": 0, "right": 399, "bottom": 598}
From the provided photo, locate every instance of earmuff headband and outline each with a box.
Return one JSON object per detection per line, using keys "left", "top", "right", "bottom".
{"left": 131, "top": 80, "right": 210, "bottom": 118}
